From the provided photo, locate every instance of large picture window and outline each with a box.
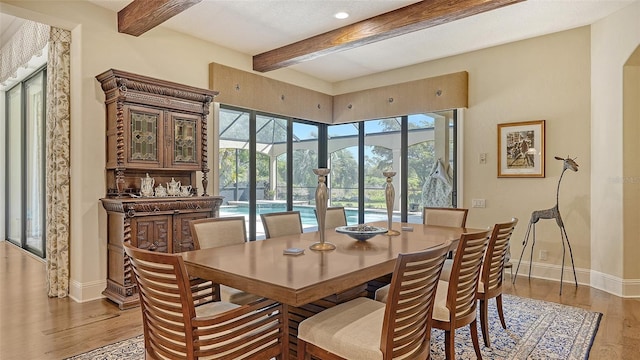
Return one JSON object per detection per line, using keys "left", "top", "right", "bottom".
{"left": 217, "top": 105, "right": 458, "bottom": 239}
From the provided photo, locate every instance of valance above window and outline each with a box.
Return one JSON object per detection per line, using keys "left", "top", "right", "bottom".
{"left": 0, "top": 20, "right": 49, "bottom": 84}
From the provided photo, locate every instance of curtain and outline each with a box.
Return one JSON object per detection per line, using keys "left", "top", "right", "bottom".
{"left": 0, "top": 20, "right": 49, "bottom": 84}
{"left": 45, "top": 27, "right": 71, "bottom": 298}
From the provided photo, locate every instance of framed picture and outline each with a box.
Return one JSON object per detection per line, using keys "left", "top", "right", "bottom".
{"left": 498, "top": 120, "right": 545, "bottom": 177}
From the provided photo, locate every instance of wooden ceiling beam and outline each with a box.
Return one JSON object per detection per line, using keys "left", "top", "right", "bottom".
{"left": 118, "top": 0, "right": 202, "bottom": 37}
{"left": 253, "top": 0, "right": 524, "bottom": 73}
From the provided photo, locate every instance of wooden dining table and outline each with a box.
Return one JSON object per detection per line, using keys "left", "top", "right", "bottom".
{"left": 181, "top": 220, "right": 483, "bottom": 358}
{"left": 182, "top": 221, "right": 479, "bottom": 307}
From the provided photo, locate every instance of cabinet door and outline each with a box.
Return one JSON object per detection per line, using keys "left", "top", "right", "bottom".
{"left": 173, "top": 212, "right": 211, "bottom": 252}
{"left": 125, "top": 105, "right": 164, "bottom": 169}
{"left": 167, "top": 112, "right": 201, "bottom": 170}
{"left": 131, "top": 215, "right": 172, "bottom": 253}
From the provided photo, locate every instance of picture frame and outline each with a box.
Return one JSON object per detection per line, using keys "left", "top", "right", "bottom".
{"left": 498, "top": 120, "right": 545, "bottom": 178}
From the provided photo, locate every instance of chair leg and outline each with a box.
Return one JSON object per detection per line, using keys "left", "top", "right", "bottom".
{"left": 297, "top": 339, "right": 309, "bottom": 360}
{"left": 496, "top": 294, "right": 507, "bottom": 329}
{"left": 470, "top": 320, "right": 483, "bottom": 360}
{"left": 479, "top": 298, "right": 490, "bottom": 347}
{"left": 445, "top": 329, "right": 455, "bottom": 360}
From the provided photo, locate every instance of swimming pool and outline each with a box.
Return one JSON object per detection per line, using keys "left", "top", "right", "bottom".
{"left": 220, "top": 202, "right": 396, "bottom": 228}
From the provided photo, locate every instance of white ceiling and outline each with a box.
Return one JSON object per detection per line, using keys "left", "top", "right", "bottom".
{"left": 3, "top": 0, "right": 638, "bottom": 83}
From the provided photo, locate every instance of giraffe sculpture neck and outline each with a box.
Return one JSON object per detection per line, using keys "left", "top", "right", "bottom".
{"left": 556, "top": 167, "right": 568, "bottom": 212}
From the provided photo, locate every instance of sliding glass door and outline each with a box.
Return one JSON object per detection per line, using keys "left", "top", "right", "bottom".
{"left": 4, "top": 67, "right": 46, "bottom": 257}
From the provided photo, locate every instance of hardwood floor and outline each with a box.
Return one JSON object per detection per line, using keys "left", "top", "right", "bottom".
{"left": 0, "top": 241, "right": 142, "bottom": 359}
{"left": 2, "top": 240, "right": 639, "bottom": 359}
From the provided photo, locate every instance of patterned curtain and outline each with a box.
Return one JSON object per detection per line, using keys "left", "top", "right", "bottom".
{"left": 46, "top": 27, "right": 71, "bottom": 298}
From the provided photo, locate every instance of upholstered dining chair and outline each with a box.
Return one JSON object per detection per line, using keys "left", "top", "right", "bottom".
{"left": 374, "top": 207, "right": 469, "bottom": 299}
{"left": 374, "top": 206, "right": 471, "bottom": 302}
{"left": 436, "top": 218, "right": 518, "bottom": 347}
{"left": 260, "top": 211, "right": 303, "bottom": 239}
{"left": 423, "top": 206, "right": 469, "bottom": 227}
{"left": 123, "top": 242, "right": 285, "bottom": 360}
{"left": 189, "top": 216, "right": 261, "bottom": 306}
{"left": 431, "top": 229, "right": 491, "bottom": 360}
{"left": 190, "top": 216, "right": 247, "bottom": 248}
{"left": 297, "top": 243, "right": 450, "bottom": 360}
{"left": 424, "top": 206, "right": 469, "bottom": 260}
{"left": 317, "top": 206, "right": 347, "bottom": 229}
{"left": 476, "top": 218, "right": 518, "bottom": 347}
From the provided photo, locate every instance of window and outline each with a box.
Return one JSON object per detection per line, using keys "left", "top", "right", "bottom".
{"left": 4, "top": 66, "right": 47, "bottom": 258}
{"left": 217, "top": 105, "right": 458, "bottom": 238}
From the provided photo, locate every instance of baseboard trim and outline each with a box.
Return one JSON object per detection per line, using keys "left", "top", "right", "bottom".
{"left": 69, "top": 279, "right": 106, "bottom": 303}
{"left": 513, "top": 260, "right": 640, "bottom": 298}
{"left": 511, "top": 260, "right": 590, "bottom": 286}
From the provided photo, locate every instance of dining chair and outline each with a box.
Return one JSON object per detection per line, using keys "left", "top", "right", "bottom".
{"left": 374, "top": 206, "right": 470, "bottom": 301}
{"left": 316, "top": 206, "right": 347, "bottom": 229}
{"left": 423, "top": 206, "right": 469, "bottom": 227}
{"left": 476, "top": 218, "right": 518, "bottom": 347}
{"left": 123, "top": 242, "right": 285, "bottom": 360}
{"left": 297, "top": 243, "right": 450, "bottom": 360}
{"left": 424, "top": 206, "right": 469, "bottom": 260}
{"left": 189, "top": 216, "right": 261, "bottom": 305}
{"left": 431, "top": 229, "right": 491, "bottom": 360}
{"left": 438, "top": 218, "right": 518, "bottom": 346}
{"left": 260, "top": 211, "right": 303, "bottom": 239}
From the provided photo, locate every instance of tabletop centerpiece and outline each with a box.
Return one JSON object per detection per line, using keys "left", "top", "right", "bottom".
{"left": 384, "top": 170, "right": 400, "bottom": 236}
{"left": 335, "top": 224, "right": 388, "bottom": 241}
{"left": 310, "top": 168, "right": 336, "bottom": 251}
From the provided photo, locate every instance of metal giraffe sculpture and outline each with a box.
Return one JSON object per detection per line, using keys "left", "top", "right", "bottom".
{"left": 513, "top": 156, "right": 579, "bottom": 294}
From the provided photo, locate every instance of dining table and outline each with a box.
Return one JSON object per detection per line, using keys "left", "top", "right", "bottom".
{"left": 181, "top": 220, "right": 483, "bottom": 359}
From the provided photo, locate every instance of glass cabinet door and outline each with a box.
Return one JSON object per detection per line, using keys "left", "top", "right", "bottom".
{"left": 126, "top": 105, "right": 163, "bottom": 168}
{"left": 168, "top": 112, "right": 200, "bottom": 169}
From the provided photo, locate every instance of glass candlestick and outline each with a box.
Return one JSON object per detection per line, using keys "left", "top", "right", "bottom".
{"left": 383, "top": 171, "right": 400, "bottom": 236}
{"left": 310, "top": 168, "right": 336, "bottom": 251}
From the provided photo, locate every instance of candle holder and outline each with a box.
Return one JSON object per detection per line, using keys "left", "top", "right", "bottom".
{"left": 384, "top": 171, "right": 400, "bottom": 236}
{"left": 310, "top": 168, "right": 336, "bottom": 251}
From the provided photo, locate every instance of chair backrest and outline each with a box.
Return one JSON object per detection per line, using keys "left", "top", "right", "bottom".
{"left": 446, "top": 229, "right": 491, "bottom": 324}
{"left": 124, "top": 242, "right": 200, "bottom": 358}
{"left": 480, "top": 218, "right": 518, "bottom": 296}
{"left": 318, "top": 207, "right": 347, "bottom": 229}
{"left": 124, "top": 243, "right": 284, "bottom": 360}
{"left": 260, "top": 211, "right": 303, "bottom": 239}
{"left": 190, "top": 216, "right": 247, "bottom": 250}
{"left": 423, "top": 207, "right": 469, "bottom": 227}
{"left": 380, "top": 243, "right": 450, "bottom": 359}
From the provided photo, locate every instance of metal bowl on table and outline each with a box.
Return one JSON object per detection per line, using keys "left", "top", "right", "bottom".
{"left": 335, "top": 224, "right": 388, "bottom": 241}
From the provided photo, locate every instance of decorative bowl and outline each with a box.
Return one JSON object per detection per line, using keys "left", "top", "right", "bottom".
{"left": 335, "top": 225, "right": 388, "bottom": 241}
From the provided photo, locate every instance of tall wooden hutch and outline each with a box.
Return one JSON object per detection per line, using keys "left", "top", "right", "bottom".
{"left": 96, "top": 69, "right": 223, "bottom": 309}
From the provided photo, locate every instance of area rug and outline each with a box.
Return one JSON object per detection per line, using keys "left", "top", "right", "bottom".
{"left": 65, "top": 294, "right": 601, "bottom": 360}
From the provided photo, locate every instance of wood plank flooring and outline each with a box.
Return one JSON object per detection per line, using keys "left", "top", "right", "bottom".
{"left": 2, "top": 240, "right": 639, "bottom": 359}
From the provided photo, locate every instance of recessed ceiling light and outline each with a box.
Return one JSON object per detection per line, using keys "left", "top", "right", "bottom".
{"left": 334, "top": 12, "right": 349, "bottom": 20}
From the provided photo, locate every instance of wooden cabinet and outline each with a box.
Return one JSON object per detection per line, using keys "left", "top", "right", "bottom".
{"left": 101, "top": 198, "right": 221, "bottom": 309}
{"left": 96, "top": 69, "right": 223, "bottom": 309}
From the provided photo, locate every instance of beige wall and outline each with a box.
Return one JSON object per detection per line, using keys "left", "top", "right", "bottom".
{"left": 334, "top": 28, "right": 593, "bottom": 282}
{"left": 1, "top": 0, "right": 638, "bottom": 300}
{"left": 591, "top": 1, "right": 640, "bottom": 296}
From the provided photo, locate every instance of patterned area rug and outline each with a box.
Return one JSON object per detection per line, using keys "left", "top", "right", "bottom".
{"left": 66, "top": 294, "right": 601, "bottom": 360}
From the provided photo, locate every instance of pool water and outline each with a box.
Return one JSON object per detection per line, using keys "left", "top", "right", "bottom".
{"left": 220, "top": 203, "right": 394, "bottom": 228}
